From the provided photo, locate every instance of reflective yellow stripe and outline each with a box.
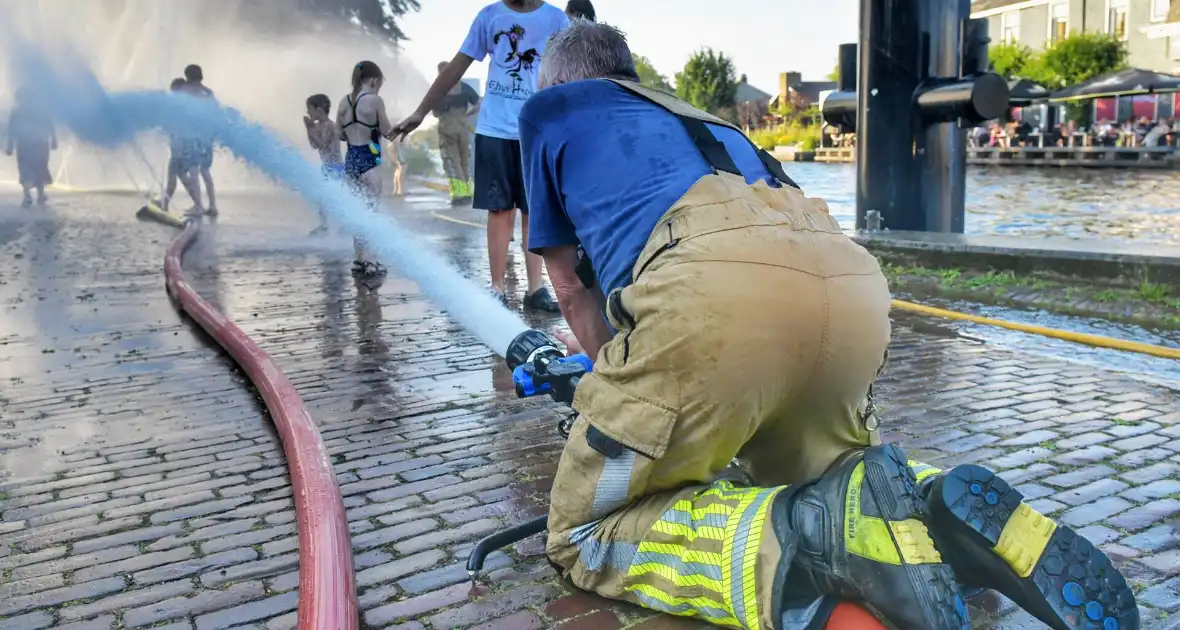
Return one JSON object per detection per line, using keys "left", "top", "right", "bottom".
{"left": 700, "top": 481, "right": 751, "bottom": 501}
{"left": 738, "top": 490, "right": 778, "bottom": 630}
{"left": 908, "top": 460, "right": 942, "bottom": 483}
{"left": 651, "top": 520, "right": 727, "bottom": 542}
{"left": 635, "top": 542, "right": 724, "bottom": 567}
{"left": 625, "top": 583, "right": 742, "bottom": 628}
{"left": 688, "top": 502, "right": 736, "bottom": 519}
{"left": 629, "top": 562, "right": 725, "bottom": 594}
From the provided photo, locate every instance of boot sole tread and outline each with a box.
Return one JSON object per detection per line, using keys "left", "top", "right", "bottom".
{"left": 934, "top": 464, "right": 1138, "bottom": 630}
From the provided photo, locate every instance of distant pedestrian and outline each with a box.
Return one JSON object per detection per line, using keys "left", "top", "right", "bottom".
{"left": 5, "top": 87, "right": 57, "bottom": 207}
{"left": 431, "top": 60, "right": 481, "bottom": 206}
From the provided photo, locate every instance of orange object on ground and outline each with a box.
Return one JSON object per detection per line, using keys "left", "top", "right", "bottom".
{"left": 164, "top": 221, "right": 358, "bottom": 630}
{"left": 825, "top": 602, "right": 887, "bottom": 629}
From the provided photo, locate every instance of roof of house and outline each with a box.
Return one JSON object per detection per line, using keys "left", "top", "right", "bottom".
{"left": 788, "top": 81, "right": 838, "bottom": 103}
{"left": 735, "top": 81, "right": 773, "bottom": 104}
{"left": 971, "top": 0, "right": 1027, "bottom": 13}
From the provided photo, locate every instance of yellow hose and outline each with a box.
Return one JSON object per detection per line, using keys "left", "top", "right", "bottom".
{"left": 429, "top": 211, "right": 483, "bottom": 229}
{"left": 417, "top": 179, "right": 450, "bottom": 193}
{"left": 891, "top": 299, "right": 1180, "bottom": 360}
{"left": 136, "top": 200, "right": 188, "bottom": 229}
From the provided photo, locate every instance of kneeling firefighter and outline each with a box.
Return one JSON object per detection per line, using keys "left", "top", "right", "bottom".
{"left": 516, "top": 20, "right": 1138, "bottom": 630}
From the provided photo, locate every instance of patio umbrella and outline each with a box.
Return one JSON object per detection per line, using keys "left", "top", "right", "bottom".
{"left": 1007, "top": 79, "right": 1050, "bottom": 105}
{"left": 1050, "top": 68, "right": 1180, "bottom": 102}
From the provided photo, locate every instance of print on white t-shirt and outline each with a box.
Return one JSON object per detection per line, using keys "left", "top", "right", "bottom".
{"left": 459, "top": 1, "right": 570, "bottom": 140}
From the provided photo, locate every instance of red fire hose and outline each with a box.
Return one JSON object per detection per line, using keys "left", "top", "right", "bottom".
{"left": 163, "top": 219, "right": 358, "bottom": 630}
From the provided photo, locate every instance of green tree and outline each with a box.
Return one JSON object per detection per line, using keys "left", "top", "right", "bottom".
{"left": 988, "top": 32, "right": 1128, "bottom": 88}
{"left": 988, "top": 40, "right": 1036, "bottom": 79}
{"left": 632, "top": 54, "right": 673, "bottom": 92}
{"left": 675, "top": 48, "right": 739, "bottom": 120}
{"left": 826, "top": 60, "right": 839, "bottom": 82}
{"left": 300, "top": 0, "right": 421, "bottom": 40}
{"left": 1035, "top": 32, "right": 1129, "bottom": 88}
{"left": 988, "top": 32, "right": 1128, "bottom": 123}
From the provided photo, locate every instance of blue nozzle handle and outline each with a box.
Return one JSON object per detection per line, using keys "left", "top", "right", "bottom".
{"left": 512, "top": 353, "right": 594, "bottom": 398}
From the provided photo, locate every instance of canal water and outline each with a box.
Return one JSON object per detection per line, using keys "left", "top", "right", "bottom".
{"left": 787, "top": 163, "right": 1180, "bottom": 247}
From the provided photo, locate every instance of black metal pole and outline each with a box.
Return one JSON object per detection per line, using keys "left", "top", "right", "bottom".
{"left": 917, "top": 0, "right": 969, "bottom": 233}
{"left": 857, "top": 0, "right": 923, "bottom": 231}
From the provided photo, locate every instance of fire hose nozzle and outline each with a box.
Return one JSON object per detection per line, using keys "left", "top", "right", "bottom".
{"left": 506, "top": 329, "right": 593, "bottom": 406}
{"left": 505, "top": 329, "right": 561, "bottom": 370}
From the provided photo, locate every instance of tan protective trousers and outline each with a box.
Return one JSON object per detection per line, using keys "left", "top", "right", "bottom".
{"left": 547, "top": 173, "right": 893, "bottom": 629}
{"left": 438, "top": 116, "right": 471, "bottom": 199}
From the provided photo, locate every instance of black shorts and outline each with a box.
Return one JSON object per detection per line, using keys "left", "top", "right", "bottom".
{"left": 473, "top": 134, "right": 528, "bottom": 213}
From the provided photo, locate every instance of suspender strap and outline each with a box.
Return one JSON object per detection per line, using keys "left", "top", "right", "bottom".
{"left": 603, "top": 78, "right": 801, "bottom": 190}
{"left": 679, "top": 116, "right": 742, "bottom": 176}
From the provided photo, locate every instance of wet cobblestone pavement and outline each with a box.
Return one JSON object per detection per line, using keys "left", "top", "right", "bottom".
{"left": 1, "top": 185, "right": 1179, "bottom": 629}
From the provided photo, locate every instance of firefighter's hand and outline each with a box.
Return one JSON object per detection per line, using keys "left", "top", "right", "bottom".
{"left": 553, "top": 330, "right": 584, "bottom": 356}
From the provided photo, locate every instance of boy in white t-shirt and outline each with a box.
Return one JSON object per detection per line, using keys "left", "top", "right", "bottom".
{"left": 393, "top": 0, "right": 568, "bottom": 312}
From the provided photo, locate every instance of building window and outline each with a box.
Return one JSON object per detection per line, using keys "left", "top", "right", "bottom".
{"left": 1001, "top": 10, "right": 1021, "bottom": 42}
{"left": 1152, "top": 0, "right": 1169, "bottom": 22}
{"left": 1050, "top": 2, "right": 1069, "bottom": 42}
{"left": 1108, "top": 0, "right": 1128, "bottom": 40}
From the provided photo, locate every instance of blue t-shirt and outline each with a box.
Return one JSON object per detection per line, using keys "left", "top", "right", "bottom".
{"left": 520, "top": 80, "right": 777, "bottom": 297}
{"left": 459, "top": 1, "right": 569, "bottom": 140}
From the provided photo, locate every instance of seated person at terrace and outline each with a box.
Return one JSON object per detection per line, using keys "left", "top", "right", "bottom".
{"left": 519, "top": 19, "right": 1138, "bottom": 630}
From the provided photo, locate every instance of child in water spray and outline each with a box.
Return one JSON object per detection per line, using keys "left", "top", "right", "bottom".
{"left": 304, "top": 93, "right": 344, "bottom": 236}
{"left": 337, "top": 61, "right": 398, "bottom": 287}
{"left": 5, "top": 87, "right": 57, "bottom": 207}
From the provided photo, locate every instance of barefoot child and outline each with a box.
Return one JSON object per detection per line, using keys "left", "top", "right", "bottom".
{"left": 304, "top": 94, "right": 344, "bottom": 235}
{"left": 5, "top": 87, "right": 57, "bottom": 207}
{"left": 162, "top": 78, "right": 204, "bottom": 214}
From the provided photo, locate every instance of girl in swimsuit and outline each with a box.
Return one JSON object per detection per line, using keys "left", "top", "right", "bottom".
{"left": 337, "top": 61, "right": 397, "bottom": 285}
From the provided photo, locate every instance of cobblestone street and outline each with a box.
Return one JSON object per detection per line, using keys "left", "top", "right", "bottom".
{"left": 1, "top": 186, "right": 1178, "bottom": 630}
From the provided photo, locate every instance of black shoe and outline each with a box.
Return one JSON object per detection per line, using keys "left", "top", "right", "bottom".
{"left": 352, "top": 261, "right": 386, "bottom": 290}
{"left": 925, "top": 465, "right": 1138, "bottom": 630}
{"left": 523, "top": 287, "right": 561, "bottom": 313}
{"left": 788, "top": 444, "right": 970, "bottom": 630}
{"left": 205, "top": 206, "right": 219, "bottom": 217}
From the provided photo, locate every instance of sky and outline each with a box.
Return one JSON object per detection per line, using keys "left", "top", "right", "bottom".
{"left": 396, "top": 0, "right": 858, "bottom": 97}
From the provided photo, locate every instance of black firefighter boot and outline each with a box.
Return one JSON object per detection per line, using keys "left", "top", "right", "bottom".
{"left": 783, "top": 444, "right": 971, "bottom": 629}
